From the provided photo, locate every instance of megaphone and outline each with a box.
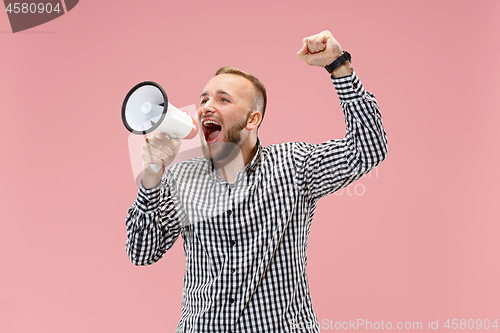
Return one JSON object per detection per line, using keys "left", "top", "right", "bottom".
{"left": 122, "top": 81, "right": 199, "bottom": 173}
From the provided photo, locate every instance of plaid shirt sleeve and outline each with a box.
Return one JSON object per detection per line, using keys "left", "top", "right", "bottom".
{"left": 293, "top": 70, "right": 388, "bottom": 201}
{"left": 125, "top": 178, "right": 184, "bottom": 266}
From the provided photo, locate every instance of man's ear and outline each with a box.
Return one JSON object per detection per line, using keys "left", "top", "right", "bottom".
{"left": 245, "top": 111, "right": 262, "bottom": 130}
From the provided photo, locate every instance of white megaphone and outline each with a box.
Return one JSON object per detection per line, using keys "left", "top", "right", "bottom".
{"left": 122, "top": 81, "right": 199, "bottom": 173}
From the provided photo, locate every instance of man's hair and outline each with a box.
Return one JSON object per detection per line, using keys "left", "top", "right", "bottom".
{"left": 215, "top": 66, "right": 267, "bottom": 124}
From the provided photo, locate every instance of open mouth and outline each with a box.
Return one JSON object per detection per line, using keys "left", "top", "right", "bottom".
{"left": 202, "top": 119, "right": 222, "bottom": 143}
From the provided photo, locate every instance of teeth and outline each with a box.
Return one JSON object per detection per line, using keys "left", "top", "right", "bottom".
{"left": 203, "top": 120, "right": 220, "bottom": 126}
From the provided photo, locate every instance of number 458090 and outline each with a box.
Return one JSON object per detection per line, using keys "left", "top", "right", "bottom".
{"left": 6, "top": 3, "right": 62, "bottom": 14}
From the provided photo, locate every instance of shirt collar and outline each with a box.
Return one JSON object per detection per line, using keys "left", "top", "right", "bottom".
{"left": 244, "top": 138, "right": 263, "bottom": 175}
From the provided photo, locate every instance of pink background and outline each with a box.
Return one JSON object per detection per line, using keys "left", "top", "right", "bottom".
{"left": 1, "top": 0, "right": 499, "bottom": 332}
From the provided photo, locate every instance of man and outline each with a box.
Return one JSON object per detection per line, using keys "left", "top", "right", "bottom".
{"left": 126, "top": 30, "right": 388, "bottom": 332}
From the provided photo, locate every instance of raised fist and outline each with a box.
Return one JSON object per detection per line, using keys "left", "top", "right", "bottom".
{"left": 297, "top": 30, "right": 344, "bottom": 67}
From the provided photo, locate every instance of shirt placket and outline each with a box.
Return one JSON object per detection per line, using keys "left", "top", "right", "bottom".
{"left": 225, "top": 180, "right": 238, "bottom": 333}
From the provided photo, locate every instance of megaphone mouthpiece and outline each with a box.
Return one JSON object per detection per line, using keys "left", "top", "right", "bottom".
{"left": 170, "top": 111, "right": 199, "bottom": 139}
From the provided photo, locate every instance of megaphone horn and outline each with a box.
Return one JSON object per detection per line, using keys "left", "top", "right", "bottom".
{"left": 122, "top": 81, "right": 199, "bottom": 172}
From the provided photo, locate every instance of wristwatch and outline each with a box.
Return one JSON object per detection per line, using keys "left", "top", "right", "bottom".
{"left": 325, "top": 51, "right": 351, "bottom": 74}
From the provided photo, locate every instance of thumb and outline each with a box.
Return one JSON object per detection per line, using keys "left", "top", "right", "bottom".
{"left": 297, "top": 43, "right": 308, "bottom": 57}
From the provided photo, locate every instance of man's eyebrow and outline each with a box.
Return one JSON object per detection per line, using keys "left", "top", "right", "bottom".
{"left": 200, "top": 90, "right": 232, "bottom": 98}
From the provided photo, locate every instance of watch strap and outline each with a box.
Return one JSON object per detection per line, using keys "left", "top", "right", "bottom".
{"left": 325, "top": 51, "right": 351, "bottom": 74}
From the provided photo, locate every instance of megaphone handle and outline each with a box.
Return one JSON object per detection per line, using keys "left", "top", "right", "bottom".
{"left": 149, "top": 133, "right": 178, "bottom": 173}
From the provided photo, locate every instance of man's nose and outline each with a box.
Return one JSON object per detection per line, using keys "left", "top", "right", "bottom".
{"left": 201, "top": 100, "right": 216, "bottom": 115}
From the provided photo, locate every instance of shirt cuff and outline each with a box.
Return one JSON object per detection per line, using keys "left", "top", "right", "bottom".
{"left": 135, "top": 181, "right": 161, "bottom": 213}
{"left": 331, "top": 69, "right": 367, "bottom": 103}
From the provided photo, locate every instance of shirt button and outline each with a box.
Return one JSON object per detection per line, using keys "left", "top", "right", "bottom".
{"left": 229, "top": 184, "right": 235, "bottom": 189}
{"left": 227, "top": 210, "right": 232, "bottom": 216}
{"left": 231, "top": 268, "right": 236, "bottom": 273}
{"left": 229, "top": 297, "right": 235, "bottom": 303}
{"left": 230, "top": 240, "right": 236, "bottom": 246}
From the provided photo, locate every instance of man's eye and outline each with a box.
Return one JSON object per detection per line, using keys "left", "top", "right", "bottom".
{"left": 221, "top": 98, "right": 229, "bottom": 103}
{"left": 200, "top": 100, "right": 207, "bottom": 105}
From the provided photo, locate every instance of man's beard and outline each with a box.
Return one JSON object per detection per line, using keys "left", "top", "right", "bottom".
{"left": 201, "top": 117, "right": 247, "bottom": 165}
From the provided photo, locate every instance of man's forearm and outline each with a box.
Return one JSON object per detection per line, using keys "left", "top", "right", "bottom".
{"left": 333, "top": 72, "right": 388, "bottom": 171}
{"left": 125, "top": 185, "right": 181, "bottom": 266}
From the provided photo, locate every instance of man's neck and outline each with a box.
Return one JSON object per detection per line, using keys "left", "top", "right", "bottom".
{"left": 214, "top": 138, "right": 258, "bottom": 183}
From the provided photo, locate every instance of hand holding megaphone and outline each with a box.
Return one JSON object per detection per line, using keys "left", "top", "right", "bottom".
{"left": 122, "top": 81, "right": 199, "bottom": 176}
{"left": 141, "top": 132, "right": 181, "bottom": 173}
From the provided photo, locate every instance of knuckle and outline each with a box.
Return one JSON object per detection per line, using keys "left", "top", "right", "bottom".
{"left": 165, "top": 148, "right": 175, "bottom": 157}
